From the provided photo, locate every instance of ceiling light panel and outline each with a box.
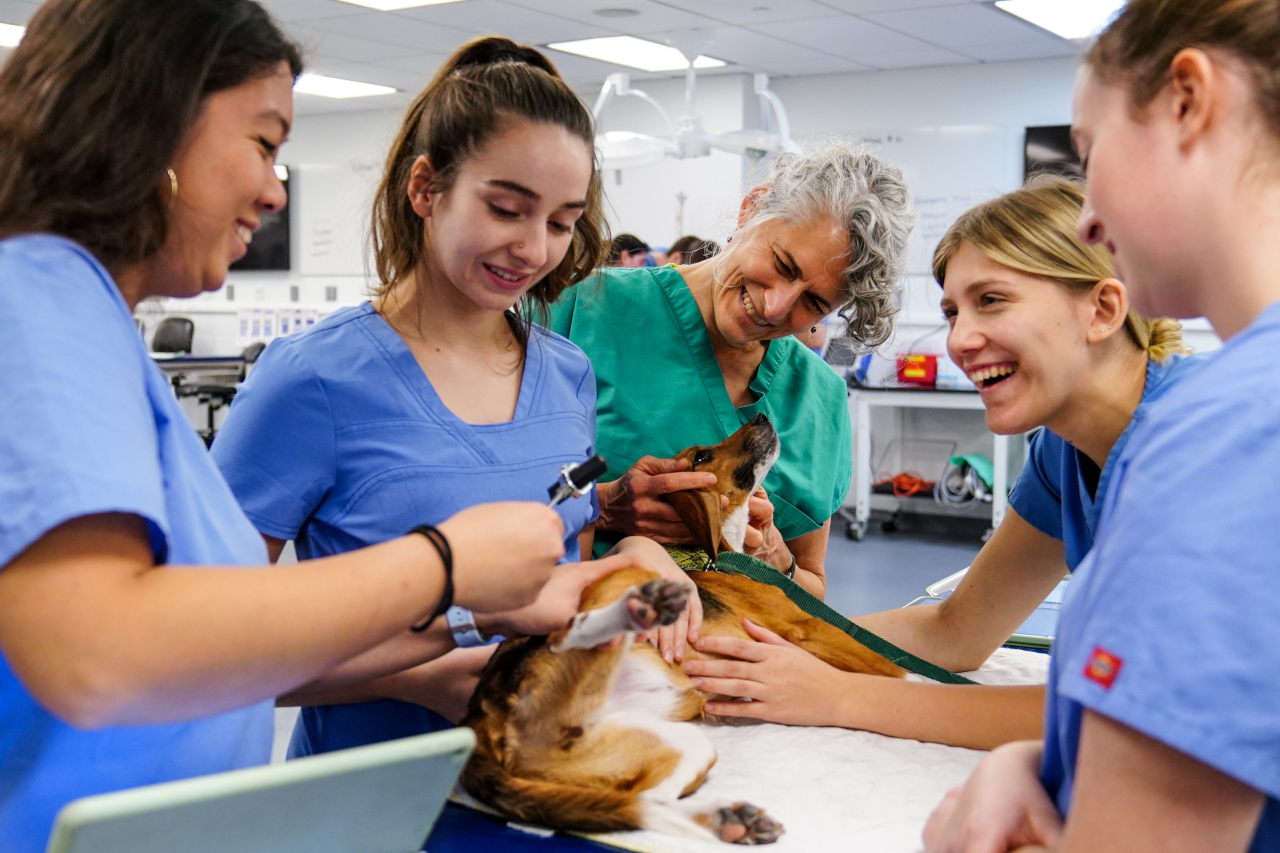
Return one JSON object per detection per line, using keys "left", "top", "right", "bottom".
{"left": 334, "top": 0, "right": 468, "bottom": 10}
{"left": 547, "top": 36, "right": 725, "bottom": 72}
{"left": 293, "top": 73, "right": 397, "bottom": 99}
{"left": 994, "top": 0, "right": 1125, "bottom": 41}
{"left": 0, "top": 23, "right": 23, "bottom": 48}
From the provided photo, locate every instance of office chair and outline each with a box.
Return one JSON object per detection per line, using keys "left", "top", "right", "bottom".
{"left": 152, "top": 317, "right": 194, "bottom": 354}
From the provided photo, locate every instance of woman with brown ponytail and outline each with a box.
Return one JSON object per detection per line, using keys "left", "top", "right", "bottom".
{"left": 684, "top": 176, "right": 1205, "bottom": 751}
{"left": 212, "top": 37, "right": 689, "bottom": 758}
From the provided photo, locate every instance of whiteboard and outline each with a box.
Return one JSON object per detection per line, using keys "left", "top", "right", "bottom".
{"left": 297, "top": 161, "right": 382, "bottom": 278}
{"left": 858, "top": 126, "right": 1015, "bottom": 277}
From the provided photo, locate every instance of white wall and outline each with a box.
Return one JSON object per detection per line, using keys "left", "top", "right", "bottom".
{"left": 150, "top": 56, "right": 1220, "bottom": 361}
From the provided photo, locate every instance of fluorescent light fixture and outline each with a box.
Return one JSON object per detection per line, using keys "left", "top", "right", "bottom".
{"left": 995, "top": 0, "right": 1125, "bottom": 41}
{"left": 334, "top": 0, "right": 468, "bottom": 9}
{"left": 293, "top": 73, "right": 396, "bottom": 99}
{"left": 0, "top": 23, "right": 24, "bottom": 48}
{"left": 548, "top": 36, "right": 725, "bottom": 73}
{"left": 274, "top": 165, "right": 289, "bottom": 181}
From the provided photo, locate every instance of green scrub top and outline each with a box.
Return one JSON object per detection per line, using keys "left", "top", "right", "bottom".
{"left": 542, "top": 265, "right": 852, "bottom": 555}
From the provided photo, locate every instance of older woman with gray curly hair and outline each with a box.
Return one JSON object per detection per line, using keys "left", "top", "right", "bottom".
{"left": 544, "top": 138, "right": 913, "bottom": 652}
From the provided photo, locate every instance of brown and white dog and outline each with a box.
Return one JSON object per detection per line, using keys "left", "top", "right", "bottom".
{"left": 460, "top": 414, "right": 904, "bottom": 844}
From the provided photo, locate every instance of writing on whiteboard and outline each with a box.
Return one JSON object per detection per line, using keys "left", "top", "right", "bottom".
{"left": 858, "top": 126, "right": 1014, "bottom": 276}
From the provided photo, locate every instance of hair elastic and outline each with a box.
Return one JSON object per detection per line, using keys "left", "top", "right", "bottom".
{"left": 408, "top": 524, "right": 453, "bottom": 631}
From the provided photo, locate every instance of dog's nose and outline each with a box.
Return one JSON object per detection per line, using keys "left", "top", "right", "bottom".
{"left": 749, "top": 413, "right": 771, "bottom": 428}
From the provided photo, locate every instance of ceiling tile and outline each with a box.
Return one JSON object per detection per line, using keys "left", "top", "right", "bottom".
{"left": 631, "top": 0, "right": 844, "bottom": 27}
{"left": 305, "top": 58, "right": 427, "bottom": 91}
{"left": 759, "top": 14, "right": 937, "bottom": 55}
{"left": 665, "top": 24, "right": 844, "bottom": 74}
{"left": 861, "top": 4, "right": 1075, "bottom": 60}
{"left": 858, "top": 46, "right": 975, "bottom": 70}
{"left": 290, "top": 25, "right": 424, "bottom": 62}
{"left": 542, "top": 50, "right": 679, "bottom": 85}
{"left": 504, "top": 0, "right": 719, "bottom": 34}
{"left": 259, "top": 0, "right": 374, "bottom": 23}
{"left": 813, "top": 0, "right": 974, "bottom": 12}
{"left": 300, "top": 12, "right": 471, "bottom": 53}
{"left": 370, "top": 53, "right": 453, "bottom": 78}
{"left": 959, "top": 40, "right": 1081, "bottom": 62}
{"left": 0, "top": 1, "right": 39, "bottom": 26}
{"left": 765, "top": 55, "right": 874, "bottom": 76}
{"left": 392, "top": 1, "right": 613, "bottom": 44}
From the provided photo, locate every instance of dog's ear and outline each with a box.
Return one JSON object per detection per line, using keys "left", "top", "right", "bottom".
{"left": 665, "top": 489, "right": 724, "bottom": 557}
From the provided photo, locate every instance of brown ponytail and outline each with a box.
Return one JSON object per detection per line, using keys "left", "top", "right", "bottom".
{"left": 370, "top": 36, "right": 606, "bottom": 314}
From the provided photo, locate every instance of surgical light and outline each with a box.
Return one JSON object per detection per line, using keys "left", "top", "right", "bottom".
{"left": 547, "top": 36, "right": 725, "bottom": 73}
{"left": 994, "top": 0, "right": 1125, "bottom": 41}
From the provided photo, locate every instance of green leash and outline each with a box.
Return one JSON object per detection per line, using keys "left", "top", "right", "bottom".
{"left": 672, "top": 548, "right": 977, "bottom": 686}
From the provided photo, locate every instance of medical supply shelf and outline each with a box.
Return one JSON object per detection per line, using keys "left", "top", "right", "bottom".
{"left": 844, "top": 387, "right": 1013, "bottom": 541}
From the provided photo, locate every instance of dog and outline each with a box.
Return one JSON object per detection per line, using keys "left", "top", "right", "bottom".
{"left": 460, "top": 413, "right": 904, "bottom": 844}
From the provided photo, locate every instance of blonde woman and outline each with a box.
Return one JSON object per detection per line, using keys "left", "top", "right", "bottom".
{"left": 684, "top": 176, "right": 1203, "bottom": 750}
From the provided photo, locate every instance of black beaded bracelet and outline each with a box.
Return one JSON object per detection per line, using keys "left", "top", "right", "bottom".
{"left": 409, "top": 524, "right": 453, "bottom": 632}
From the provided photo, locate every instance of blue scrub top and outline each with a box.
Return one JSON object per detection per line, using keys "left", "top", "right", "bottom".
{"left": 1042, "top": 303, "right": 1280, "bottom": 849}
{"left": 1009, "top": 353, "right": 1206, "bottom": 570}
{"left": 0, "top": 236, "right": 272, "bottom": 853}
{"left": 212, "top": 303, "right": 599, "bottom": 756}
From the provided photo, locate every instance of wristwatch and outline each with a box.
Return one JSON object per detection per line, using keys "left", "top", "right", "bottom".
{"left": 446, "top": 606, "right": 491, "bottom": 648}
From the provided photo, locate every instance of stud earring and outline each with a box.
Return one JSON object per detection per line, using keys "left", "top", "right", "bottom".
{"left": 811, "top": 326, "right": 817, "bottom": 333}
{"left": 166, "top": 168, "right": 178, "bottom": 207}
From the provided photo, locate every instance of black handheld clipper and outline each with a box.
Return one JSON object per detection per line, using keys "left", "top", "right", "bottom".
{"left": 547, "top": 454, "right": 608, "bottom": 507}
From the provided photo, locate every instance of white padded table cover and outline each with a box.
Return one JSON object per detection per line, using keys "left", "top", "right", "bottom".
{"left": 455, "top": 647, "right": 1050, "bottom": 853}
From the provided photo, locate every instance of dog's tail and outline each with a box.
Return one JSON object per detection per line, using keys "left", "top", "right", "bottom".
{"left": 460, "top": 742, "right": 646, "bottom": 833}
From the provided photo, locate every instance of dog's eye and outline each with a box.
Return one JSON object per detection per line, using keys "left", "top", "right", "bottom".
{"left": 693, "top": 449, "right": 714, "bottom": 466}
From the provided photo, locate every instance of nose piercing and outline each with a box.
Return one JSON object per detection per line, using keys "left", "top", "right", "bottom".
{"left": 518, "top": 243, "right": 524, "bottom": 249}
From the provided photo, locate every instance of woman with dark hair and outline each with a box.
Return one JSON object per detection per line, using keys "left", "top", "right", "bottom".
{"left": 211, "top": 36, "right": 687, "bottom": 758}
{"left": 666, "top": 234, "right": 719, "bottom": 265}
{"left": 0, "top": 4, "right": 574, "bottom": 850}
{"left": 606, "top": 232, "right": 651, "bottom": 267}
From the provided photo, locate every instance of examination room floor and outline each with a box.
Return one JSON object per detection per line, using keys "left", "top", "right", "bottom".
{"left": 270, "top": 523, "right": 984, "bottom": 762}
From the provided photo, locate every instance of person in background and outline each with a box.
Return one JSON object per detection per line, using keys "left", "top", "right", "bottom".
{"left": 212, "top": 37, "right": 691, "bottom": 758}
{"left": 683, "top": 176, "right": 1200, "bottom": 751}
{"left": 666, "top": 234, "right": 720, "bottom": 266}
{"left": 544, "top": 140, "right": 915, "bottom": 665}
{"left": 0, "top": 5, "right": 571, "bottom": 853}
{"left": 606, "top": 232, "right": 650, "bottom": 267}
{"left": 925, "top": 1, "right": 1280, "bottom": 849}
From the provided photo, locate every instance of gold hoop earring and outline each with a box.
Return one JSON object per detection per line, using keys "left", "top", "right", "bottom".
{"left": 167, "top": 168, "right": 178, "bottom": 207}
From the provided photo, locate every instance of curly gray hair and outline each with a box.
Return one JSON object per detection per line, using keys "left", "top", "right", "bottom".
{"left": 726, "top": 138, "right": 915, "bottom": 350}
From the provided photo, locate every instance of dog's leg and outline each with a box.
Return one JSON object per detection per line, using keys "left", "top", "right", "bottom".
{"left": 641, "top": 799, "right": 785, "bottom": 844}
{"left": 551, "top": 578, "right": 689, "bottom": 652}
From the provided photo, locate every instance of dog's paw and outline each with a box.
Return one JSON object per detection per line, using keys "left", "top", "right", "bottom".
{"left": 716, "top": 803, "right": 783, "bottom": 845}
{"left": 625, "top": 579, "right": 690, "bottom": 631}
